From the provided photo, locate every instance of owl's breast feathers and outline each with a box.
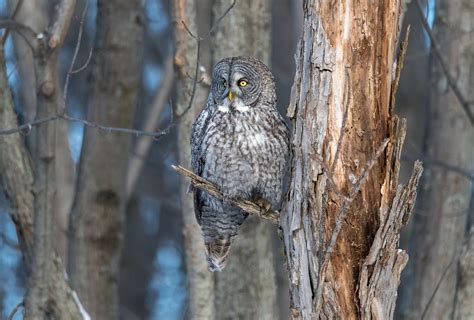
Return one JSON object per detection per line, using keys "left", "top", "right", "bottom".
{"left": 194, "top": 104, "right": 289, "bottom": 204}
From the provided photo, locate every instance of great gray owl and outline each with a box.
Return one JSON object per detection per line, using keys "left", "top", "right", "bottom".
{"left": 191, "top": 56, "right": 289, "bottom": 272}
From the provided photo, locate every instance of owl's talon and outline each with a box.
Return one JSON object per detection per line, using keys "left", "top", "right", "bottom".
{"left": 254, "top": 197, "right": 272, "bottom": 213}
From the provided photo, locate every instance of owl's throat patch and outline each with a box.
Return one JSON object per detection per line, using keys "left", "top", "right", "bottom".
{"left": 217, "top": 97, "right": 250, "bottom": 113}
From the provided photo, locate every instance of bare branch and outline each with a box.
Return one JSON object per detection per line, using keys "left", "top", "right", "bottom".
{"left": 414, "top": 0, "right": 474, "bottom": 125}
{"left": 49, "top": 0, "right": 77, "bottom": 49}
{"left": 172, "top": 165, "right": 280, "bottom": 224}
{"left": 421, "top": 256, "right": 457, "bottom": 320}
{"left": 177, "top": 0, "right": 236, "bottom": 118}
{"left": 1, "top": 0, "right": 24, "bottom": 43}
{"left": 7, "top": 300, "right": 23, "bottom": 320}
{"left": 0, "top": 19, "right": 37, "bottom": 51}
{"left": 0, "top": 115, "right": 58, "bottom": 135}
{"left": 62, "top": 0, "right": 89, "bottom": 114}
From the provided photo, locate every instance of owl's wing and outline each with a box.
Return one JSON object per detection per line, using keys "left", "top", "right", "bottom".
{"left": 191, "top": 103, "right": 213, "bottom": 225}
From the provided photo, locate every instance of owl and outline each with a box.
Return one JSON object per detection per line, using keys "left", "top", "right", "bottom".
{"left": 191, "top": 56, "right": 289, "bottom": 271}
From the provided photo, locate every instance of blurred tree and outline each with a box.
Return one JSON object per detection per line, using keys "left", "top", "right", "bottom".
{"left": 210, "top": 1, "right": 279, "bottom": 319}
{"left": 398, "top": 0, "right": 474, "bottom": 318}
{"left": 173, "top": 0, "right": 215, "bottom": 319}
{"left": 67, "top": 0, "right": 143, "bottom": 319}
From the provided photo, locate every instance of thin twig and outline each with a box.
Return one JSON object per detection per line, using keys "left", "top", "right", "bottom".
{"left": 62, "top": 114, "right": 168, "bottom": 138}
{"left": 0, "top": 19, "right": 37, "bottom": 51}
{"left": 0, "top": 0, "right": 237, "bottom": 138}
{"left": 421, "top": 255, "right": 457, "bottom": 320}
{"left": 7, "top": 300, "right": 23, "bottom": 320}
{"left": 1, "top": 0, "right": 24, "bottom": 44}
{"left": 70, "top": 47, "right": 92, "bottom": 74}
{"left": 172, "top": 165, "right": 280, "bottom": 224}
{"left": 0, "top": 115, "right": 58, "bottom": 135}
{"left": 208, "top": 0, "right": 236, "bottom": 35}
{"left": 177, "top": 0, "right": 235, "bottom": 118}
{"left": 414, "top": 0, "right": 474, "bottom": 125}
{"left": 401, "top": 155, "right": 473, "bottom": 181}
{"left": 62, "top": 0, "right": 90, "bottom": 114}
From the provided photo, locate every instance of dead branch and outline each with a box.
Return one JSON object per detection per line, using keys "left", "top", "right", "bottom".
{"left": 62, "top": 0, "right": 90, "bottom": 114}
{"left": 7, "top": 300, "right": 23, "bottom": 320}
{"left": 1, "top": 0, "right": 24, "bottom": 43}
{"left": 172, "top": 165, "right": 280, "bottom": 224}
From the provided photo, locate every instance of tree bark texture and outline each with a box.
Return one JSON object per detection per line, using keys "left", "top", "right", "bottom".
{"left": 1, "top": 3, "right": 90, "bottom": 319}
{"left": 173, "top": 0, "right": 216, "bottom": 319}
{"left": 400, "top": 0, "right": 474, "bottom": 318}
{"left": 454, "top": 227, "right": 474, "bottom": 319}
{"left": 281, "top": 1, "right": 422, "bottom": 319}
{"left": 8, "top": 0, "right": 75, "bottom": 265}
{"left": 210, "top": 1, "right": 278, "bottom": 319}
{"left": 68, "top": 1, "right": 143, "bottom": 319}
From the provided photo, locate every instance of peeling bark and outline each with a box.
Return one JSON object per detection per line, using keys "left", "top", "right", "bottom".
{"left": 281, "top": 1, "right": 421, "bottom": 318}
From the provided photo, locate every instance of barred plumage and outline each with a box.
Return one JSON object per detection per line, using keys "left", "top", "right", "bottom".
{"left": 191, "top": 56, "right": 289, "bottom": 271}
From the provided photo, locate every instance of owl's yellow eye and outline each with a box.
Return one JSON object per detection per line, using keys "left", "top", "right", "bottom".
{"left": 238, "top": 80, "right": 248, "bottom": 87}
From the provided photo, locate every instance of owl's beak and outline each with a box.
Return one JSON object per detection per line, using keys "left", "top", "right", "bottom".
{"left": 227, "top": 91, "right": 234, "bottom": 101}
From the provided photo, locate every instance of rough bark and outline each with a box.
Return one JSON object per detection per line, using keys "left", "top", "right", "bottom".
{"left": 454, "top": 227, "right": 474, "bottom": 320}
{"left": 173, "top": 0, "right": 216, "bottom": 319}
{"left": 67, "top": 1, "right": 143, "bottom": 319}
{"left": 0, "top": 44, "right": 35, "bottom": 266}
{"left": 210, "top": 1, "right": 278, "bottom": 319}
{"left": 281, "top": 1, "right": 421, "bottom": 319}
{"left": 401, "top": 0, "right": 474, "bottom": 318}
{"left": 7, "top": 0, "right": 48, "bottom": 123}
{"left": 2, "top": 1, "right": 91, "bottom": 318}
{"left": 8, "top": 0, "right": 75, "bottom": 265}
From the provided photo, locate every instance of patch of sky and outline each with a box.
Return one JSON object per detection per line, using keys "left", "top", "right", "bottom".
{"left": 144, "top": 62, "right": 163, "bottom": 93}
{"left": 139, "top": 195, "right": 160, "bottom": 235}
{"left": 149, "top": 242, "right": 187, "bottom": 320}
{"left": 422, "top": 0, "right": 436, "bottom": 47}
{"left": 68, "top": 105, "right": 85, "bottom": 164}
{"left": 0, "top": 192, "right": 24, "bottom": 320}
{"left": 145, "top": 0, "right": 169, "bottom": 36}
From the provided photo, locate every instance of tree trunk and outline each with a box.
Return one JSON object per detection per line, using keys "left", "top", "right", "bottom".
{"left": 173, "top": 0, "right": 216, "bottom": 319}
{"left": 454, "top": 227, "right": 474, "bottom": 319}
{"left": 210, "top": 1, "right": 278, "bottom": 319}
{"left": 401, "top": 0, "right": 474, "bottom": 318}
{"left": 281, "top": 1, "right": 422, "bottom": 319}
{"left": 68, "top": 1, "right": 143, "bottom": 319}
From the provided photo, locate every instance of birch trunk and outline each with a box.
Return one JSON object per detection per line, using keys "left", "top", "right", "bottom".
{"left": 281, "top": 1, "right": 422, "bottom": 318}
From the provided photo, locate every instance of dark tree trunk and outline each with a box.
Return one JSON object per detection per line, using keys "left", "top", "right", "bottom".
{"left": 68, "top": 1, "right": 143, "bottom": 319}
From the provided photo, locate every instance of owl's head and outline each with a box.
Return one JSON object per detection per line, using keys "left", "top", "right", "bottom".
{"left": 210, "top": 56, "right": 275, "bottom": 111}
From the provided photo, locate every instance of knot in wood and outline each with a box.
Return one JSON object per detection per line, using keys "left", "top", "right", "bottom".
{"left": 41, "top": 81, "right": 55, "bottom": 97}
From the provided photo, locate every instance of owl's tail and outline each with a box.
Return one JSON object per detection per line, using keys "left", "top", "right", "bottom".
{"left": 205, "top": 236, "right": 232, "bottom": 272}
